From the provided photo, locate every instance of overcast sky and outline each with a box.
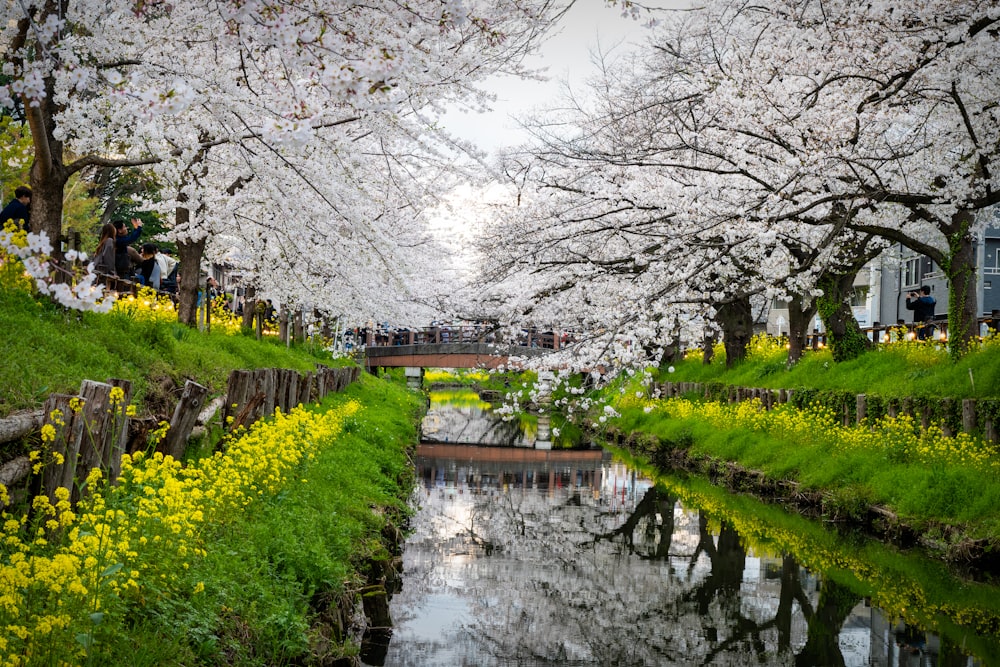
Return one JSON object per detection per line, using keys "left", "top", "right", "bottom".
{"left": 441, "top": 1, "right": 688, "bottom": 153}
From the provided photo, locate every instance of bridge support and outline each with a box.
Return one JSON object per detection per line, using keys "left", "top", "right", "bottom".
{"left": 535, "top": 413, "right": 552, "bottom": 450}
{"left": 534, "top": 370, "right": 554, "bottom": 450}
{"left": 404, "top": 367, "right": 424, "bottom": 391}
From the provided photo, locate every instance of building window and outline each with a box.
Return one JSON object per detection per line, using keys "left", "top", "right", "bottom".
{"left": 903, "top": 257, "right": 920, "bottom": 288}
{"left": 771, "top": 297, "right": 790, "bottom": 309}
{"left": 850, "top": 286, "right": 869, "bottom": 307}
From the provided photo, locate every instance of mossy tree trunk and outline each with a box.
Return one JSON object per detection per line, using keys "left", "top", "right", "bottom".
{"left": 817, "top": 268, "right": 872, "bottom": 363}
{"left": 175, "top": 220, "right": 206, "bottom": 327}
{"left": 701, "top": 334, "right": 715, "bottom": 365}
{"left": 943, "top": 212, "right": 979, "bottom": 358}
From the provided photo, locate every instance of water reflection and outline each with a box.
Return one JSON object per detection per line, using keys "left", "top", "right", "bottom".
{"left": 421, "top": 388, "right": 584, "bottom": 448}
{"left": 371, "top": 445, "right": 997, "bottom": 667}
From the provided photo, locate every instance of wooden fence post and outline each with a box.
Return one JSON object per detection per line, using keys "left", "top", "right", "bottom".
{"left": 224, "top": 370, "right": 252, "bottom": 426}
{"left": 941, "top": 398, "right": 954, "bottom": 437}
{"left": 107, "top": 379, "right": 133, "bottom": 481}
{"left": 302, "top": 371, "right": 315, "bottom": 405}
{"left": 163, "top": 380, "right": 209, "bottom": 461}
{"left": 962, "top": 399, "right": 976, "bottom": 437}
{"left": 75, "top": 381, "right": 114, "bottom": 500}
{"left": 315, "top": 365, "right": 328, "bottom": 400}
{"left": 856, "top": 394, "right": 866, "bottom": 426}
{"left": 40, "top": 394, "right": 84, "bottom": 503}
{"left": 264, "top": 368, "right": 277, "bottom": 417}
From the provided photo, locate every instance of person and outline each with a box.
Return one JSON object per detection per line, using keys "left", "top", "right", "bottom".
{"left": 113, "top": 217, "right": 143, "bottom": 278}
{"left": 156, "top": 249, "right": 179, "bottom": 293}
{"left": 0, "top": 186, "right": 31, "bottom": 231}
{"left": 136, "top": 242, "right": 180, "bottom": 291}
{"left": 92, "top": 223, "right": 117, "bottom": 275}
{"left": 137, "top": 243, "right": 163, "bottom": 289}
{"left": 905, "top": 285, "right": 936, "bottom": 340}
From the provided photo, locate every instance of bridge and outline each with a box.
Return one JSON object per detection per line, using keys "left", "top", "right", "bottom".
{"left": 361, "top": 325, "right": 565, "bottom": 372}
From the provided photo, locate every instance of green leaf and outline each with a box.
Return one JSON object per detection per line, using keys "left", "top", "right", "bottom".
{"left": 101, "top": 562, "right": 124, "bottom": 578}
{"left": 89, "top": 612, "right": 105, "bottom": 626}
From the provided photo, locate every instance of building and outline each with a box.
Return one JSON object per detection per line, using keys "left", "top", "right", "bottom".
{"left": 766, "top": 217, "right": 1000, "bottom": 337}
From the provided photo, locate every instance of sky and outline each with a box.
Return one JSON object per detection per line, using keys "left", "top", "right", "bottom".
{"left": 426, "top": 1, "right": 691, "bottom": 276}
{"left": 440, "top": 1, "right": 690, "bottom": 154}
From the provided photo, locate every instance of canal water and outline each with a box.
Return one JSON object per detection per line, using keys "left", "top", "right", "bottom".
{"left": 364, "top": 389, "right": 1000, "bottom": 666}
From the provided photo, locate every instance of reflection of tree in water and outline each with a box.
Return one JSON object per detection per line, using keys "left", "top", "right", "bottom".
{"left": 421, "top": 403, "right": 525, "bottom": 445}
{"left": 442, "top": 484, "right": 872, "bottom": 665}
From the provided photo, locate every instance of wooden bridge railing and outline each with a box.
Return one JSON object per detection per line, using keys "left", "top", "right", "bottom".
{"left": 364, "top": 326, "right": 571, "bottom": 350}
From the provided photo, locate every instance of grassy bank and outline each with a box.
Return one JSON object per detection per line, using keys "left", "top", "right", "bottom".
{"left": 663, "top": 334, "right": 1000, "bottom": 399}
{"left": 0, "top": 286, "right": 334, "bottom": 416}
{"left": 2, "top": 370, "right": 422, "bottom": 666}
{"left": 0, "top": 285, "right": 424, "bottom": 665}
{"left": 601, "top": 337, "right": 1000, "bottom": 563}
{"left": 119, "top": 374, "right": 422, "bottom": 665}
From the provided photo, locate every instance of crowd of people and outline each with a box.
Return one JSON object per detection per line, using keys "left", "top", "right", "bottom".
{"left": 92, "top": 216, "right": 179, "bottom": 293}
{"left": 1, "top": 185, "right": 180, "bottom": 295}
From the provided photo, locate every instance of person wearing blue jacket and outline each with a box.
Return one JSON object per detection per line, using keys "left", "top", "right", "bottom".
{"left": 905, "top": 285, "right": 937, "bottom": 340}
{"left": 0, "top": 186, "right": 31, "bottom": 231}
{"left": 113, "top": 217, "right": 143, "bottom": 278}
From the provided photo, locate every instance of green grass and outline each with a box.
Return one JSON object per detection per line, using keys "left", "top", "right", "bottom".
{"left": 96, "top": 373, "right": 423, "bottom": 665}
{"left": 0, "top": 287, "right": 336, "bottom": 415}
{"left": 662, "top": 336, "right": 1000, "bottom": 399}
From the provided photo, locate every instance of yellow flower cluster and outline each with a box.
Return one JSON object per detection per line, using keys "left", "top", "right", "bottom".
{"left": 0, "top": 220, "right": 33, "bottom": 292}
{"left": 110, "top": 287, "right": 177, "bottom": 324}
{"left": 0, "top": 399, "right": 360, "bottom": 665}
{"left": 209, "top": 295, "right": 243, "bottom": 335}
{"left": 745, "top": 333, "right": 788, "bottom": 363}
{"left": 637, "top": 397, "right": 1000, "bottom": 473}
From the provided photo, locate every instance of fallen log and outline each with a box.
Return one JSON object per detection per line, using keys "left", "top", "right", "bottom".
{"left": 0, "top": 456, "right": 30, "bottom": 490}
{"left": 0, "top": 410, "right": 45, "bottom": 445}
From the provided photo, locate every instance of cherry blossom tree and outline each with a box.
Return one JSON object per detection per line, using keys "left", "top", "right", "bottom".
{"left": 2, "top": 0, "right": 569, "bottom": 322}
{"left": 655, "top": 0, "right": 1000, "bottom": 356}
{"left": 473, "top": 0, "right": 999, "bottom": 378}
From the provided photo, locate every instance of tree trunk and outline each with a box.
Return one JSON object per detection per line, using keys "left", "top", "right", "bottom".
{"left": 716, "top": 296, "right": 753, "bottom": 368}
{"left": 701, "top": 333, "right": 715, "bottom": 365}
{"left": 241, "top": 285, "right": 257, "bottom": 330}
{"left": 25, "top": 79, "right": 69, "bottom": 257}
{"left": 817, "top": 269, "right": 872, "bottom": 363}
{"left": 175, "top": 218, "right": 206, "bottom": 327}
{"left": 944, "top": 212, "right": 979, "bottom": 358}
{"left": 278, "top": 308, "right": 290, "bottom": 344}
{"left": 786, "top": 294, "right": 815, "bottom": 368}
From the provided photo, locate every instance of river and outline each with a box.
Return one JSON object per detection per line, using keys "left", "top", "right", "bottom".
{"left": 363, "top": 388, "right": 1000, "bottom": 666}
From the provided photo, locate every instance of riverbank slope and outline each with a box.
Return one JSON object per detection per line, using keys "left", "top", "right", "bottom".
{"left": 600, "top": 337, "right": 1000, "bottom": 569}
{"left": 0, "top": 287, "right": 423, "bottom": 665}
